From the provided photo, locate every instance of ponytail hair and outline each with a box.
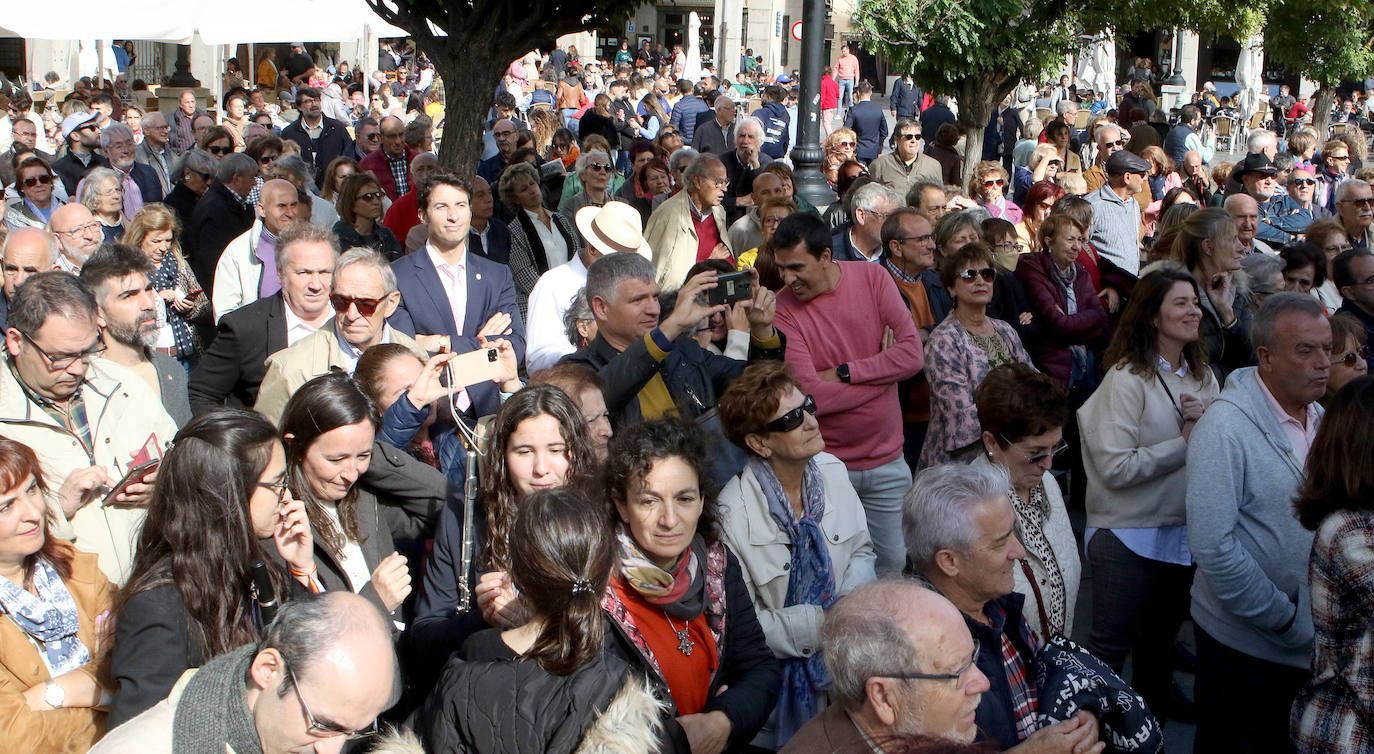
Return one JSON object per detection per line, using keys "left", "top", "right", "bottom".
{"left": 508, "top": 488, "right": 615, "bottom": 675}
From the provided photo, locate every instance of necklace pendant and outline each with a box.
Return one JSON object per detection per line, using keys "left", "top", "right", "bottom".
{"left": 675, "top": 627, "right": 695, "bottom": 656}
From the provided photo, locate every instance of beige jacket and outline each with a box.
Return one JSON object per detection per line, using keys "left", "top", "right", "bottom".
{"left": 87, "top": 665, "right": 197, "bottom": 754}
{"left": 254, "top": 321, "right": 426, "bottom": 425}
{"left": 867, "top": 151, "right": 943, "bottom": 199}
{"left": 644, "top": 189, "right": 731, "bottom": 288}
{"left": 0, "top": 358, "right": 177, "bottom": 584}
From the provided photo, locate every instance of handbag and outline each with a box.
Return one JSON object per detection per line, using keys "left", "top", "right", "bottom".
{"left": 1032, "top": 633, "right": 1165, "bottom": 753}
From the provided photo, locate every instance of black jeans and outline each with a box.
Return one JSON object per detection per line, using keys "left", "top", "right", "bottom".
{"left": 1085, "top": 529, "right": 1193, "bottom": 718}
{"left": 1193, "top": 626, "right": 1308, "bottom": 754}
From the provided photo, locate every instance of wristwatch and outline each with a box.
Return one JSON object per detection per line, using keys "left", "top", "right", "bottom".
{"left": 43, "top": 680, "right": 65, "bottom": 709}
{"left": 836, "top": 363, "right": 851, "bottom": 384}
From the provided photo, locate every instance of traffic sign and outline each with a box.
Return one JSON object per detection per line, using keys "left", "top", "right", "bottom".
{"left": 791, "top": 21, "right": 803, "bottom": 41}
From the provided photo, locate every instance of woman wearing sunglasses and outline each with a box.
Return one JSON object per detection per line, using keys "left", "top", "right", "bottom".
{"left": 716, "top": 362, "right": 875, "bottom": 749}
{"left": 3, "top": 154, "right": 63, "bottom": 231}
{"left": 970, "top": 161, "right": 1023, "bottom": 224}
{"left": 972, "top": 362, "right": 1081, "bottom": 643}
{"left": 558, "top": 149, "right": 614, "bottom": 221}
{"left": 196, "top": 126, "right": 235, "bottom": 159}
{"left": 106, "top": 409, "right": 316, "bottom": 727}
{"left": 331, "top": 173, "right": 402, "bottom": 262}
{"left": 1324, "top": 313, "right": 1368, "bottom": 406}
{"left": 821, "top": 128, "right": 857, "bottom": 187}
{"left": 919, "top": 241, "right": 1034, "bottom": 470}
{"left": 1076, "top": 269, "right": 1218, "bottom": 722}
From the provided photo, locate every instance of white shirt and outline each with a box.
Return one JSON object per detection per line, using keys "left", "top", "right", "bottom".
{"left": 524, "top": 253, "right": 589, "bottom": 372}
{"left": 524, "top": 208, "right": 570, "bottom": 269}
{"left": 320, "top": 502, "right": 371, "bottom": 593}
{"left": 283, "top": 303, "right": 321, "bottom": 346}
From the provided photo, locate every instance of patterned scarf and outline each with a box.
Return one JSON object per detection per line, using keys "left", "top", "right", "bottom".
{"left": 1008, "top": 482, "right": 1067, "bottom": 637}
{"left": 0, "top": 559, "right": 90, "bottom": 676}
{"left": 747, "top": 456, "right": 837, "bottom": 746}
{"left": 615, "top": 526, "right": 707, "bottom": 620}
{"left": 148, "top": 253, "right": 196, "bottom": 359}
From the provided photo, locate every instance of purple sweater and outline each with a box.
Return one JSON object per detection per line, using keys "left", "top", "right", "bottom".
{"left": 774, "top": 262, "right": 925, "bottom": 469}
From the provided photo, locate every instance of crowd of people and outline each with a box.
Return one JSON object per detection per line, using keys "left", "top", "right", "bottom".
{"left": 0, "top": 35, "right": 1370, "bottom": 754}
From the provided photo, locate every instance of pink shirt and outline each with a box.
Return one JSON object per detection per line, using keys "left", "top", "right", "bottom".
{"left": 1256, "top": 374, "right": 1320, "bottom": 464}
{"left": 835, "top": 54, "right": 859, "bottom": 81}
{"left": 774, "top": 262, "right": 925, "bottom": 469}
{"left": 425, "top": 243, "right": 471, "bottom": 410}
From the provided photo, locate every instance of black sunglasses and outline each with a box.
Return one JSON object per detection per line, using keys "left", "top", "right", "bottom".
{"left": 1339, "top": 345, "right": 1370, "bottom": 369}
{"left": 956, "top": 267, "right": 997, "bottom": 282}
{"left": 207, "top": 144, "right": 232, "bottom": 155}
{"left": 766, "top": 395, "right": 817, "bottom": 433}
{"left": 329, "top": 294, "right": 385, "bottom": 316}
{"left": 1291, "top": 178, "right": 1317, "bottom": 186}
{"left": 21, "top": 174, "right": 53, "bottom": 188}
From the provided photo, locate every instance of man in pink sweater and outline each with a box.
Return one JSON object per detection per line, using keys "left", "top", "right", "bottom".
{"left": 771, "top": 212, "right": 925, "bottom": 575}
{"left": 835, "top": 43, "right": 861, "bottom": 111}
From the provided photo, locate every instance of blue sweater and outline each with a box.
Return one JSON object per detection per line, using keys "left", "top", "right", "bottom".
{"left": 1185, "top": 367, "right": 1320, "bottom": 668}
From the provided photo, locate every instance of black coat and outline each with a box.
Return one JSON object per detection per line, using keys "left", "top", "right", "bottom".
{"left": 128, "top": 161, "right": 164, "bottom": 205}
{"left": 51, "top": 151, "right": 109, "bottom": 196}
{"left": 280, "top": 115, "right": 355, "bottom": 187}
{"left": 186, "top": 292, "right": 288, "bottom": 414}
{"left": 185, "top": 181, "right": 254, "bottom": 294}
{"left": 470, "top": 222, "right": 511, "bottom": 265}
{"left": 162, "top": 182, "right": 200, "bottom": 230}
{"left": 575, "top": 111, "right": 620, "bottom": 154}
{"left": 889, "top": 78, "right": 921, "bottom": 118}
{"left": 843, "top": 100, "right": 888, "bottom": 163}
{"left": 720, "top": 148, "right": 774, "bottom": 225}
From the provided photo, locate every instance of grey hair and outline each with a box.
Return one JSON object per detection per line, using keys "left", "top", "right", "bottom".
{"left": 1055, "top": 99, "right": 1077, "bottom": 115}
{"left": 903, "top": 462, "right": 1011, "bottom": 572}
{"left": 681, "top": 155, "right": 724, "bottom": 189}
{"left": 334, "top": 247, "right": 398, "bottom": 295}
{"left": 1252, "top": 291, "right": 1326, "bottom": 355}
{"left": 851, "top": 181, "right": 901, "bottom": 214}
{"left": 1240, "top": 253, "right": 1284, "bottom": 295}
{"left": 8, "top": 270, "right": 98, "bottom": 335}
{"left": 1246, "top": 129, "right": 1277, "bottom": 153}
{"left": 272, "top": 153, "right": 315, "bottom": 186}
{"left": 575, "top": 149, "right": 612, "bottom": 175}
{"left": 822, "top": 580, "right": 930, "bottom": 710}
{"left": 735, "top": 116, "right": 764, "bottom": 139}
{"left": 668, "top": 147, "right": 700, "bottom": 175}
{"left": 1094, "top": 123, "right": 1121, "bottom": 144}
{"left": 585, "top": 252, "right": 655, "bottom": 310}
{"left": 177, "top": 149, "right": 216, "bottom": 182}
{"left": 1335, "top": 178, "right": 1371, "bottom": 203}
{"left": 216, "top": 152, "right": 258, "bottom": 183}
{"left": 141, "top": 111, "right": 166, "bottom": 128}
{"left": 274, "top": 222, "right": 340, "bottom": 274}
{"left": 562, "top": 287, "right": 594, "bottom": 346}
{"left": 257, "top": 592, "right": 394, "bottom": 699}
{"left": 78, "top": 167, "right": 122, "bottom": 212}
{"left": 1, "top": 228, "right": 60, "bottom": 267}
{"left": 99, "top": 122, "right": 134, "bottom": 147}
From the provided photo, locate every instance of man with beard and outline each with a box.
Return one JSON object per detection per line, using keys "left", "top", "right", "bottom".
{"left": 47, "top": 203, "right": 105, "bottom": 273}
{"left": 79, "top": 243, "right": 191, "bottom": 426}
{"left": 98, "top": 124, "right": 163, "bottom": 217}
{"left": 52, "top": 112, "right": 109, "bottom": 195}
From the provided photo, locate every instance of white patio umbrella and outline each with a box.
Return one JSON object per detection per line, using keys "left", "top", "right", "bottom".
{"left": 1234, "top": 33, "right": 1265, "bottom": 123}
{"left": 683, "top": 11, "right": 704, "bottom": 82}
{"left": 1075, "top": 34, "right": 1116, "bottom": 107}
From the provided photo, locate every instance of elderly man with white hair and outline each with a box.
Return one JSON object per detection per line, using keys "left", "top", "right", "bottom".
{"left": 1334, "top": 177, "right": 1374, "bottom": 250}
{"left": 905, "top": 463, "right": 1106, "bottom": 753}
{"left": 134, "top": 112, "right": 175, "bottom": 195}
{"left": 721, "top": 115, "right": 775, "bottom": 224}
{"left": 831, "top": 182, "right": 902, "bottom": 263}
{"left": 98, "top": 123, "right": 162, "bottom": 217}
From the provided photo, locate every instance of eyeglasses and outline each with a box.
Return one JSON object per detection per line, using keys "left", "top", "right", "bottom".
{"left": 586, "top": 163, "right": 614, "bottom": 172}
{"left": 19, "top": 330, "right": 106, "bottom": 371}
{"left": 20, "top": 174, "right": 53, "bottom": 188}
{"left": 998, "top": 434, "right": 1069, "bottom": 465}
{"left": 492, "top": 129, "right": 518, "bottom": 138}
{"left": 256, "top": 477, "right": 289, "bottom": 504}
{"left": 207, "top": 144, "right": 232, "bottom": 155}
{"left": 357, "top": 191, "right": 386, "bottom": 201}
{"left": 982, "top": 179, "right": 1005, "bottom": 188}
{"left": 1340, "top": 197, "right": 1374, "bottom": 207}
{"left": 898, "top": 133, "right": 921, "bottom": 140}
{"left": 362, "top": 132, "right": 381, "bottom": 141}
{"left": 329, "top": 294, "right": 386, "bottom": 316}
{"left": 1324, "top": 244, "right": 1355, "bottom": 255}
{"left": 1337, "top": 345, "right": 1370, "bottom": 368}
{"left": 288, "top": 667, "right": 377, "bottom": 740}
{"left": 766, "top": 395, "right": 817, "bottom": 433}
{"left": 1291, "top": 178, "right": 1317, "bottom": 186}
{"left": 192, "top": 170, "right": 213, "bottom": 181}
{"left": 833, "top": 141, "right": 855, "bottom": 149}
{"left": 878, "top": 640, "right": 980, "bottom": 683}
{"left": 53, "top": 221, "right": 101, "bottom": 237}
{"left": 1104, "top": 139, "right": 1127, "bottom": 148}
{"left": 259, "top": 154, "right": 279, "bottom": 165}
{"left": 993, "top": 241, "right": 1026, "bottom": 253}
{"left": 660, "top": 129, "right": 679, "bottom": 136}
{"left": 955, "top": 267, "right": 997, "bottom": 282}
{"left": 898, "top": 233, "right": 935, "bottom": 244}
{"left": 1329, "top": 154, "right": 1352, "bottom": 161}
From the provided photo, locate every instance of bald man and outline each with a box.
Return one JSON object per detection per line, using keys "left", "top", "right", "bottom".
{"left": 781, "top": 581, "right": 991, "bottom": 753}
{"left": 0, "top": 227, "right": 60, "bottom": 328}
{"left": 1225, "top": 193, "right": 1273, "bottom": 255}
{"left": 383, "top": 151, "right": 440, "bottom": 245}
{"left": 213, "top": 178, "right": 300, "bottom": 320}
{"left": 359, "top": 114, "right": 418, "bottom": 200}
{"left": 47, "top": 203, "right": 102, "bottom": 272}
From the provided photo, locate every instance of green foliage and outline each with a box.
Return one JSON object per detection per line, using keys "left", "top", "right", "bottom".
{"left": 1265, "top": 0, "right": 1374, "bottom": 87}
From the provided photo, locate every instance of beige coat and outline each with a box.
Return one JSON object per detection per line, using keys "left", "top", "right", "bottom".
{"left": 0, "top": 359, "right": 177, "bottom": 584}
{"left": 87, "top": 665, "right": 195, "bottom": 754}
{"left": 253, "top": 321, "right": 427, "bottom": 425}
{"left": 644, "top": 189, "right": 731, "bottom": 288}
{"left": 867, "top": 151, "right": 944, "bottom": 199}
{"left": 0, "top": 546, "right": 114, "bottom": 753}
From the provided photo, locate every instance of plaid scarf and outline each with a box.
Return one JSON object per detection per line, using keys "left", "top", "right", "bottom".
{"left": 987, "top": 599, "right": 1039, "bottom": 741}
{"left": 148, "top": 254, "right": 197, "bottom": 358}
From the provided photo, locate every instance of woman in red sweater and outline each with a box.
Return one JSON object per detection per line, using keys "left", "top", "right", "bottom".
{"left": 820, "top": 67, "right": 839, "bottom": 137}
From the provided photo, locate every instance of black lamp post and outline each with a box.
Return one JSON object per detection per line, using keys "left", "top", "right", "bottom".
{"left": 791, "top": 0, "right": 837, "bottom": 209}
{"left": 167, "top": 45, "right": 201, "bottom": 88}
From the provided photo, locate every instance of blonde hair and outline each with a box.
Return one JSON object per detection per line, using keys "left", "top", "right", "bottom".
{"left": 125, "top": 203, "right": 186, "bottom": 264}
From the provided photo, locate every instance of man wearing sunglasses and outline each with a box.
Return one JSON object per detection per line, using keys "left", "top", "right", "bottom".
{"left": 1085, "top": 150, "right": 1148, "bottom": 276}
{"left": 1333, "top": 178, "right": 1374, "bottom": 250}
{"left": 780, "top": 581, "right": 991, "bottom": 753}
{"left": 93, "top": 592, "right": 397, "bottom": 754}
{"left": 254, "top": 248, "right": 428, "bottom": 424}
{"left": 869, "top": 119, "right": 942, "bottom": 200}
{"left": 1081, "top": 123, "right": 1126, "bottom": 195}
{"left": 1264, "top": 166, "right": 1330, "bottom": 245}
{"left": 211, "top": 179, "right": 299, "bottom": 321}
{"left": 0, "top": 271, "right": 177, "bottom": 583}
{"left": 51, "top": 112, "right": 109, "bottom": 197}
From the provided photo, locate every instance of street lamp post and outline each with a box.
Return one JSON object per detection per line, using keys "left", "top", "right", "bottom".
{"left": 792, "top": 0, "right": 837, "bottom": 209}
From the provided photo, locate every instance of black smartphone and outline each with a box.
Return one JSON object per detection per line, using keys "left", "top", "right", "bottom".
{"left": 707, "top": 270, "right": 753, "bottom": 306}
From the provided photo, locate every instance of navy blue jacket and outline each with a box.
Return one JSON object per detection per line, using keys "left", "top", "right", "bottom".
{"left": 470, "top": 222, "right": 511, "bottom": 265}
{"left": 844, "top": 100, "right": 888, "bottom": 163}
{"left": 754, "top": 100, "right": 791, "bottom": 159}
{"left": 476, "top": 153, "right": 507, "bottom": 186}
{"left": 388, "top": 247, "right": 525, "bottom": 420}
{"left": 127, "top": 162, "right": 164, "bottom": 206}
{"left": 890, "top": 78, "right": 921, "bottom": 118}
{"left": 965, "top": 592, "right": 1041, "bottom": 751}
{"left": 1163, "top": 123, "right": 1195, "bottom": 168}
{"left": 280, "top": 115, "right": 354, "bottom": 187}
{"left": 920, "top": 102, "right": 957, "bottom": 143}
{"left": 669, "top": 94, "right": 710, "bottom": 145}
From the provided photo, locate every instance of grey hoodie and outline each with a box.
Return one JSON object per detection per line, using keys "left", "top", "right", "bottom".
{"left": 1185, "top": 366, "right": 1319, "bottom": 668}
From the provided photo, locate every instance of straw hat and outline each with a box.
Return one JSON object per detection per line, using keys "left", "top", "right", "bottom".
{"left": 575, "top": 201, "right": 652, "bottom": 259}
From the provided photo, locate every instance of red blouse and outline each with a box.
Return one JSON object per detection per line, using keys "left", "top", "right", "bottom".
{"left": 611, "top": 576, "right": 719, "bottom": 714}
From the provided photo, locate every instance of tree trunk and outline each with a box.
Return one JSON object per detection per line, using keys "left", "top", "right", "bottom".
{"left": 956, "top": 75, "right": 1014, "bottom": 192}
{"left": 1311, "top": 86, "right": 1337, "bottom": 147}
{"left": 427, "top": 45, "right": 517, "bottom": 176}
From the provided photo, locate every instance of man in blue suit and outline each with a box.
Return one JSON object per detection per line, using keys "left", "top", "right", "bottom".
{"left": 389, "top": 173, "right": 525, "bottom": 422}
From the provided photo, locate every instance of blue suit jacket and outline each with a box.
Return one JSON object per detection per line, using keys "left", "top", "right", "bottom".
{"left": 388, "top": 247, "right": 525, "bottom": 417}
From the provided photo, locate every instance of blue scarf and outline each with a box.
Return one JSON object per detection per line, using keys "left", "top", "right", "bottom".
{"left": 148, "top": 253, "right": 196, "bottom": 359}
{"left": 0, "top": 559, "right": 89, "bottom": 676}
{"left": 747, "top": 455, "right": 837, "bottom": 746}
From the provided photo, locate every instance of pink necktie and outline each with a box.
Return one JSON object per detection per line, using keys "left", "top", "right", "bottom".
{"left": 121, "top": 170, "right": 144, "bottom": 217}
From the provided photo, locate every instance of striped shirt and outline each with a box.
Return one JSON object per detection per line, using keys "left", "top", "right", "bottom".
{"left": 1085, "top": 183, "right": 1142, "bottom": 275}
